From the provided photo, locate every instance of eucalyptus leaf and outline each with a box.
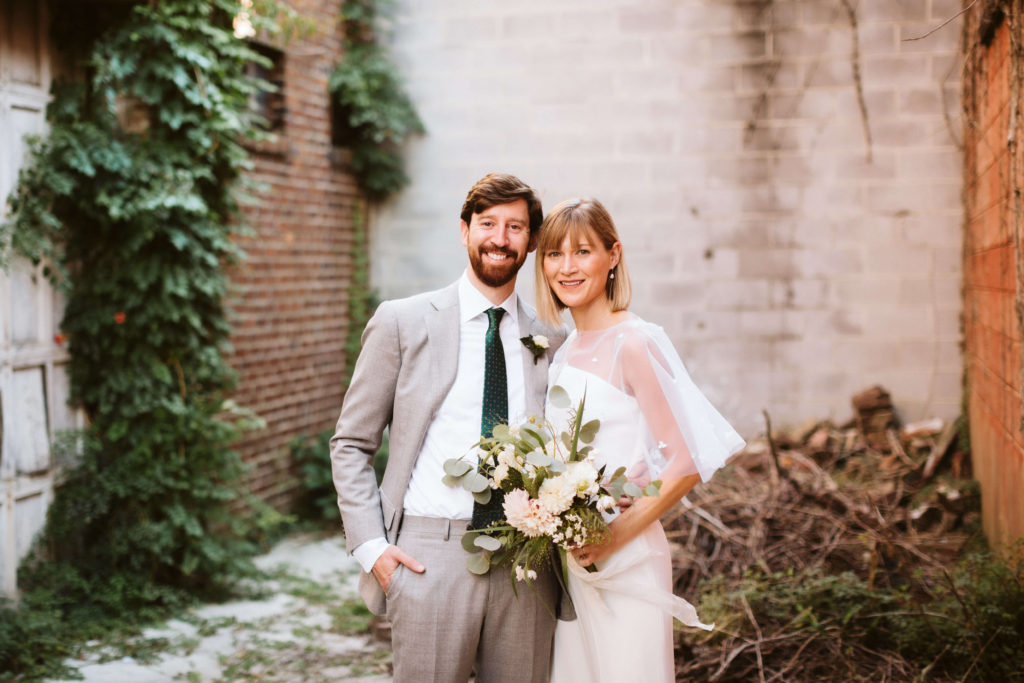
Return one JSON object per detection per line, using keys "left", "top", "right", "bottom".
{"left": 526, "top": 451, "right": 553, "bottom": 467}
{"left": 472, "top": 489, "right": 492, "bottom": 505}
{"left": 443, "top": 459, "right": 473, "bottom": 477}
{"left": 473, "top": 535, "right": 502, "bottom": 552}
{"left": 441, "top": 474, "right": 460, "bottom": 488}
{"left": 578, "top": 419, "right": 600, "bottom": 444}
{"left": 462, "top": 532, "right": 483, "bottom": 553}
{"left": 643, "top": 483, "right": 661, "bottom": 497}
{"left": 462, "top": 472, "right": 490, "bottom": 494}
{"left": 548, "top": 384, "right": 571, "bottom": 409}
{"left": 623, "top": 482, "right": 644, "bottom": 498}
{"left": 492, "top": 424, "right": 511, "bottom": 441}
{"left": 549, "top": 460, "right": 567, "bottom": 473}
{"left": 561, "top": 432, "right": 572, "bottom": 449}
{"left": 467, "top": 553, "right": 492, "bottom": 575}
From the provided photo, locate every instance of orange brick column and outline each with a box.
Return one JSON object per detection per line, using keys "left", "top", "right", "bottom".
{"left": 963, "top": 3, "right": 1024, "bottom": 549}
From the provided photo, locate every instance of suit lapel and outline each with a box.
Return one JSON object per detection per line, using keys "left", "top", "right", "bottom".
{"left": 518, "top": 300, "right": 549, "bottom": 418}
{"left": 426, "top": 283, "right": 460, "bottom": 407}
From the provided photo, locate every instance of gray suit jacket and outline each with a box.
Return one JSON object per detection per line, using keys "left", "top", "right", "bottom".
{"left": 329, "top": 279, "right": 568, "bottom": 615}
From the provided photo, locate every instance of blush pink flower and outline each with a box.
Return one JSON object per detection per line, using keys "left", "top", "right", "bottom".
{"left": 503, "top": 489, "right": 558, "bottom": 538}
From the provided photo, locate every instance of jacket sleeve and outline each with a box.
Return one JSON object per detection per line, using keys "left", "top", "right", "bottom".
{"left": 329, "top": 301, "right": 401, "bottom": 552}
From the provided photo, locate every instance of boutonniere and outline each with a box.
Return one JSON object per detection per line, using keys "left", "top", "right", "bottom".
{"left": 520, "top": 335, "right": 549, "bottom": 364}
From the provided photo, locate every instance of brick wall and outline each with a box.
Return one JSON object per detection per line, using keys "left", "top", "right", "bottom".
{"left": 227, "top": 0, "right": 358, "bottom": 510}
{"left": 963, "top": 4, "right": 1024, "bottom": 548}
{"left": 372, "top": 0, "right": 964, "bottom": 435}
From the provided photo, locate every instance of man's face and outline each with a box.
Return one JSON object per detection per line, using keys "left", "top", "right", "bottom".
{"left": 461, "top": 199, "right": 535, "bottom": 289}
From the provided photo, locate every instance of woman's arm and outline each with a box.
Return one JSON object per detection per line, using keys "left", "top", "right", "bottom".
{"left": 573, "top": 473, "right": 699, "bottom": 567}
{"left": 573, "top": 331, "right": 703, "bottom": 567}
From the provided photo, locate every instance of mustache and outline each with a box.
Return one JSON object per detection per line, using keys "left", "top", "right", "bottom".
{"left": 479, "top": 246, "right": 518, "bottom": 258}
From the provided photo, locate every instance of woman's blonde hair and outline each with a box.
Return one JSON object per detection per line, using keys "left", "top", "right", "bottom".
{"left": 534, "top": 197, "right": 632, "bottom": 326}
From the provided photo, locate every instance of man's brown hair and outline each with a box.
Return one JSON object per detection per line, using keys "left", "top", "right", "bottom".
{"left": 460, "top": 173, "right": 543, "bottom": 233}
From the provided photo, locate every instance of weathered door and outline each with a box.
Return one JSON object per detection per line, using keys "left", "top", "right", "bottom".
{"left": 0, "top": 0, "right": 82, "bottom": 598}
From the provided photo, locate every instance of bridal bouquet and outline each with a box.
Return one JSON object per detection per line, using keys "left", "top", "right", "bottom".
{"left": 441, "top": 385, "right": 661, "bottom": 583}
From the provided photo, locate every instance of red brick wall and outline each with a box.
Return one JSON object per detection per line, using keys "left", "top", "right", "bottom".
{"left": 227, "top": 0, "right": 357, "bottom": 510}
{"left": 963, "top": 6, "right": 1024, "bottom": 549}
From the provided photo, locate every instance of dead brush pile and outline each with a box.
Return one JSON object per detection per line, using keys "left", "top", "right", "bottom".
{"left": 669, "top": 387, "right": 1024, "bottom": 682}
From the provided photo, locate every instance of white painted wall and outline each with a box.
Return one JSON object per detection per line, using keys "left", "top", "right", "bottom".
{"left": 370, "top": 0, "right": 964, "bottom": 435}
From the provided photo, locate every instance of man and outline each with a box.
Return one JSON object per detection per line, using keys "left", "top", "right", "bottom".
{"left": 330, "top": 173, "right": 567, "bottom": 682}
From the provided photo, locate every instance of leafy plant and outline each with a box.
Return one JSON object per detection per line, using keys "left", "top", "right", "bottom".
{"left": 344, "top": 201, "right": 381, "bottom": 387}
{"left": 0, "top": 0, "right": 290, "bottom": 676}
{"left": 330, "top": 0, "right": 424, "bottom": 201}
{"left": 293, "top": 429, "right": 388, "bottom": 524}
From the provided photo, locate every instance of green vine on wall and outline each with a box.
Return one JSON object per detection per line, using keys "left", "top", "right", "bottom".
{"left": 331, "top": 0, "right": 424, "bottom": 202}
{"left": 0, "top": 0, "right": 284, "bottom": 676}
{"left": 290, "top": 0, "right": 422, "bottom": 527}
{"left": 333, "top": 0, "right": 421, "bottom": 393}
{"left": 0, "top": 0, "right": 421, "bottom": 674}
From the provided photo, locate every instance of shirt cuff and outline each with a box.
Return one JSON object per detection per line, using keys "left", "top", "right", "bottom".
{"left": 351, "top": 536, "right": 390, "bottom": 573}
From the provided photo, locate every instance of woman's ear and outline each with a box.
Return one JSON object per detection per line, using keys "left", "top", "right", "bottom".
{"left": 610, "top": 241, "right": 622, "bottom": 268}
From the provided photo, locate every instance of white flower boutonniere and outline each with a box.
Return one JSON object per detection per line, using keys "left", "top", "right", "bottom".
{"left": 520, "top": 335, "right": 549, "bottom": 364}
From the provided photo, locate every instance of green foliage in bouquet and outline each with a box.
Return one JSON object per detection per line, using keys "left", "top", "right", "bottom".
{"left": 443, "top": 387, "right": 662, "bottom": 584}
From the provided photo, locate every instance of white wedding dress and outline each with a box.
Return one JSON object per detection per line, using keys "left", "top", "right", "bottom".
{"left": 546, "top": 317, "right": 745, "bottom": 683}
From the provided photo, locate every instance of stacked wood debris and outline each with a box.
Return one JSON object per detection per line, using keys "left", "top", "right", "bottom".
{"left": 668, "top": 387, "right": 982, "bottom": 682}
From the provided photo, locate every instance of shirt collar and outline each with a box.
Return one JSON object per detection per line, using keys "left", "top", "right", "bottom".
{"left": 459, "top": 270, "right": 519, "bottom": 327}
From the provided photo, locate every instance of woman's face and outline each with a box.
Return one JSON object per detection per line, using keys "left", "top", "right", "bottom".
{"left": 542, "top": 228, "right": 620, "bottom": 313}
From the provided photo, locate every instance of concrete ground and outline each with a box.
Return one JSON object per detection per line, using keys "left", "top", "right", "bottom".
{"left": 50, "top": 534, "right": 392, "bottom": 683}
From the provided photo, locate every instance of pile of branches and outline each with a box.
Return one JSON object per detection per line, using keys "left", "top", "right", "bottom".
{"left": 668, "top": 387, "right": 1023, "bottom": 682}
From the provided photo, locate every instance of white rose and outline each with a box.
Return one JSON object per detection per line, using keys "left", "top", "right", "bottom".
{"left": 492, "top": 462, "right": 509, "bottom": 488}
{"left": 533, "top": 335, "right": 549, "bottom": 349}
{"left": 538, "top": 474, "right": 576, "bottom": 515}
{"left": 567, "top": 461, "right": 600, "bottom": 497}
{"left": 497, "top": 443, "right": 517, "bottom": 467}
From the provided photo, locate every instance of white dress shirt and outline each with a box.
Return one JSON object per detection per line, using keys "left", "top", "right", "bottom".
{"left": 352, "top": 272, "right": 528, "bottom": 572}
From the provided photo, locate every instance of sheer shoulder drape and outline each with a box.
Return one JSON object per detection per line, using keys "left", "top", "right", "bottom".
{"left": 554, "top": 319, "right": 745, "bottom": 483}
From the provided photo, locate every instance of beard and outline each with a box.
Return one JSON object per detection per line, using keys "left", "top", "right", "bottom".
{"left": 468, "top": 245, "right": 527, "bottom": 288}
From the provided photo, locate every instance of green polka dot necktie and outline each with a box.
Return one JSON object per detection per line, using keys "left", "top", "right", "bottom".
{"left": 471, "top": 307, "right": 507, "bottom": 529}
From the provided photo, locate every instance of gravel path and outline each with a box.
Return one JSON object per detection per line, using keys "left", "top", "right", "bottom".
{"left": 49, "top": 534, "right": 393, "bottom": 683}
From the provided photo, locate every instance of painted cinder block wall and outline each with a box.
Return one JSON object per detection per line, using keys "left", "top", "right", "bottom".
{"left": 371, "top": 0, "right": 964, "bottom": 435}
{"left": 962, "top": 3, "right": 1024, "bottom": 548}
{"left": 227, "top": 0, "right": 359, "bottom": 510}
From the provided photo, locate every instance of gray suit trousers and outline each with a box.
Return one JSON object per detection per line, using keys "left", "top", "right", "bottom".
{"left": 387, "top": 516, "right": 558, "bottom": 683}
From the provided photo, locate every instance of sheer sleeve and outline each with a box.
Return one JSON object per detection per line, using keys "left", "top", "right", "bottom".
{"left": 618, "top": 323, "right": 745, "bottom": 482}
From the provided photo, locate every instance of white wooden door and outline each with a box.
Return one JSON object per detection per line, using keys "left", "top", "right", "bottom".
{"left": 0, "top": 0, "right": 82, "bottom": 598}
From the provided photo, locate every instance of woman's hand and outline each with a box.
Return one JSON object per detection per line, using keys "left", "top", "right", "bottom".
{"left": 574, "top": 473, "right": 703, "bottom": 569}
{"left": 571, "top": 526, "right": 623, "bottom": 568}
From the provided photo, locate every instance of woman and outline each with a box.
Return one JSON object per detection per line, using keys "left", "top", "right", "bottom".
{"left": 536, "top": 198, "right": 745, "bottom": 682}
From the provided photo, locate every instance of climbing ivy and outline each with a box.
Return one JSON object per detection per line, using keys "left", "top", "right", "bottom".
{"left": 0, "top": 0, "right": 288, "bottom": 676}
{"left": 331, "top": 0, "right": 424, "bottom": 201}
{"left": 0, "top": 0, "right": 420, "bottom": 674}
